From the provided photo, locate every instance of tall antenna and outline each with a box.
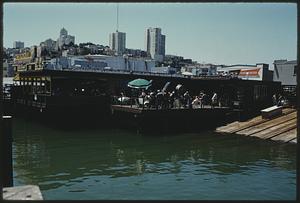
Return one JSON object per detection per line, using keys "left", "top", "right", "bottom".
{"left": 116, "top": 3, "right": 119, "bottom": 32}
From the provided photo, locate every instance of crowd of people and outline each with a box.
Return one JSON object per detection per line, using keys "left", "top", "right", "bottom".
{"left": 119, "top": 88, "right": 220, "bottom": 109}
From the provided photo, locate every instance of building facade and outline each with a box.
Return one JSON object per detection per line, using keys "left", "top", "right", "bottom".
{"left": 44, "top": 55, "right": 155, "bottom": 73}
{"left": 13, "top": 41, "right": 24, "bottom": 49}
{"left": 181, "top": 64, "right": 218, "bottom": 76}
{"left": 273, "top": 59, "right": 297, "bottom": 104}
{"left": 151, "top": 66, "right": 177, "bottom": 74}
{"left": 109, "top": 31, "right": 126, "bottom": 55}
{"left": 273, "top": 60, "right": 297, "bottom": 86}
{"left": 145, "top": 28, "right": 166, "bottom": 62}
{"left": 217, "top": 63, "right": 273, "bottom": 81}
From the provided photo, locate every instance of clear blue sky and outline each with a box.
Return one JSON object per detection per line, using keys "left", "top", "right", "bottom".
{"left": 3, "top": 3, "right": 297, "bottom": 67}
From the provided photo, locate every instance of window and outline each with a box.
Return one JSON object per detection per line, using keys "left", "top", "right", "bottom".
{"left": 293, "top": 65, "right": 297, "bottom": 76}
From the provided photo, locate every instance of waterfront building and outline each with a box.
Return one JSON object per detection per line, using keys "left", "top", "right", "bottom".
{"left": 150, "top": 66, "right": 177, "bottom": 74}
{"left": 273, "top": 59, "right": 297, "bottom": 104}
{"left": 109, "top": 31, "right": 126, "bottom": 55}
{"left": 217, "top": 63, "right": 273, "bottom": 81}
{"left": 273, "top": 60, "right": 297, "bottom": 86}
{"left": 145, "top": 27, "right": 166, "bottom": 62}
{"left": 13, "top": 41, "right": 24, "bottom": 49}
{"left": 181, "top": 64, "right": 218, "bottom": 76}
{"left": 13, "top": 51, "right": 35, "bottom": 72}
{"left": 57, "top": 28, "right": 75, "bottom": 49}
{"left": 43, "top": 55, "right": 155, "bottom": 73}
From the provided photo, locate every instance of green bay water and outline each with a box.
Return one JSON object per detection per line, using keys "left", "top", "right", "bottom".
{"left": 12, "top": 117, "right": 296, "bottom": 200}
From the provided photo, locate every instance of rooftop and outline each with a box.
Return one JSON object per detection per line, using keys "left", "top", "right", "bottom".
{"left": 273, "top": 60, "right": 297, "bottom": 65}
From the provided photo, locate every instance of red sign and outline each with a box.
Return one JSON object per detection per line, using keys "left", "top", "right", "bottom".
{"left": 238, "top": 68, "right": 260, "bottom": 77}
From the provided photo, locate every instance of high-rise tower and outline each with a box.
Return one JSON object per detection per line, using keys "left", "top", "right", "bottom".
{"left": 145, "top": 27, "right": 166, "bottom": 62}
{"left": 109, "top": 4, "right": 126, "bottom": 55}
{"left": 109, "top": 31, "right": 126, "bottom": 55}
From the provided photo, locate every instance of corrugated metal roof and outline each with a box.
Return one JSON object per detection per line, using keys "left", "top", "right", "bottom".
{"left": 274, "top": 60, "right": 297, "bottom": 65}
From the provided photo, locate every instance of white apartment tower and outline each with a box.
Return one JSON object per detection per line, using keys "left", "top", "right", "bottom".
{"left": 145, "top": 27, "right": 166, "bottom": 62}
{"left": 109, "top": 31, "right": 126, "bottom": 55}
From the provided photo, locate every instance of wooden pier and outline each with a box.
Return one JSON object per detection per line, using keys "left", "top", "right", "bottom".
{"left": 215, "top": 107, "right": 297, "bottom": 144}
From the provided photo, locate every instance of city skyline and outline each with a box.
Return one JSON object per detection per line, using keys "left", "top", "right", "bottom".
{"left": 4, "top": 3, "right": 297, "bottom": 67}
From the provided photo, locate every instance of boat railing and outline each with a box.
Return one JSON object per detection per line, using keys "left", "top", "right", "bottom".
{"left": 111, "top": 95, "right": 221, "bottom": 110}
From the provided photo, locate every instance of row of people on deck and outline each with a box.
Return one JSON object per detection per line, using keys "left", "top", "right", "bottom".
{"left": 191, "top": 92, "right": 218, "bottom": 109}
{"left": 131, "top": 89, "right": 219, "bottom": 109}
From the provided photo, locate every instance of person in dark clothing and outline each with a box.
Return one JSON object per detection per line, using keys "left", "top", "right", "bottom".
{"left": 184, "top": 91, "right": 192, "bottom": 109}
{"left": 272, "top": 94, "right": 277, "bottom": 106}
{"left": 149, "top": 91, "right": 156, "bottom": 108}
{"left": 199, "top": 91, "right": 204, "bottom": 108}
{"left": 156, "top": 90, "right": 163, "bottom": 109}
{"left": 201, "top": 92, "right": 208, "bottom": 108}
{"left": 162, "top": 92, "right": 169, "bottom": 109}
{"left": 169, "top": 91, "right": 175, "bottom": 108}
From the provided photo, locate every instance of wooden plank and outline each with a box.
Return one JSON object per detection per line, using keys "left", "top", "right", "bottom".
{"left": 229, "top": 117, "right": 284, "bottom": 134}
{"left": 236, "top": 115, "right": 296, "bottom": 136}
{"left": 248, "top": 119, "right": 296, "bottom": 139}
{"left": 3, "top": 185, "right": 43, "bottom": 200}
{"left": 227, "top": 118, "right": 269, "bottom": 133}
{"left": 271, "top": 128, "right": 297, "bottom": 142}
{"left": 258, "top": 122, "right": 297, "bottom": 140}
{"left": 215, "top": 121, "right": 240, "bottom": 132}
{"left": 228, "top": 110, "right": 296, "bottom": 134}
{"left": 216, "top": 116, "right": 265, "bottom": 133}
{"left": 237, "top": 114, "right": 296, "bottom": 136}
{"left": 282, "top": 108, "right": 296, "bottom": 114}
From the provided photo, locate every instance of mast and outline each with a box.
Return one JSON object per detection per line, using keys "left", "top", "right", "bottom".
{"left": 116, "top": 3, "right": 119, "bottom": 32}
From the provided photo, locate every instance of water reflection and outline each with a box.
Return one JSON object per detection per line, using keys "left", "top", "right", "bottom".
{"left": 12, "top": 117, "right": 296, "bottom": 200}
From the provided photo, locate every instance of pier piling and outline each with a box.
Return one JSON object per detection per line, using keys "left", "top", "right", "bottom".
{"left": 2, "top": 116, "right": 13, "bottom": 187}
